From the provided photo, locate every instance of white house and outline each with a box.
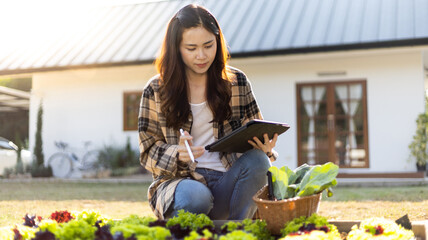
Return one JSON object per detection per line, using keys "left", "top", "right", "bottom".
{"left": 1, "top": 0, "right": 427, "bottom": 177}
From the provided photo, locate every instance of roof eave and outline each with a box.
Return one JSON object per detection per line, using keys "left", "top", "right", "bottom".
{"left": 1, "top": 38, "right": 428, "bottom": 76}
{"left": 0, "top": 60, "right": 154, "bottom": 76}
{"left": 232, "top": 38, "right": 428, "bottom": 58}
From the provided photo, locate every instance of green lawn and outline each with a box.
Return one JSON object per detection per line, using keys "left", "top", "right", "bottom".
{"left": 0, "top": 181, "right": 154, "bottom": 227}
{"left": 323, "top": 185, "right": 428, "bottom": 202}
{"left": 0, "top": 182, "right": 150, "bottom": 201}
{"left": 319, "top": 186, "right": 428, "bottom": 221}
{"left": 0, "top": 181, "right": 427, "bottom": 227}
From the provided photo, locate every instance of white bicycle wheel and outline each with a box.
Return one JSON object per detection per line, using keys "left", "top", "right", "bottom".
{"left": 48, "top": 153, "right": 73, "bottom": 178}
{"left": 80, "top": 150, "right": 99, "bottom": 171}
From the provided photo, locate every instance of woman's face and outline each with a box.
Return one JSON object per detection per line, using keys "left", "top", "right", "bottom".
{"left": 179, "top": 26, "right": 217, "bottom": 77}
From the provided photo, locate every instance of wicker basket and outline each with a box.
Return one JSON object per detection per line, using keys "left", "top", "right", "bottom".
{"left": 252, "top": 185, "right": 322, "bottom": 235}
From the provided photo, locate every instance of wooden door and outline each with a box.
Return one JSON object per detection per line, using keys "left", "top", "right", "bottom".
{"left": 296, "top": 80, "right": 369, "bottom": 168}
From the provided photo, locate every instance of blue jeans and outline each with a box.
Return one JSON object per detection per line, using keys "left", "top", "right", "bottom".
{"left": 165, "top": 149, "right": 271, "bottom": 220}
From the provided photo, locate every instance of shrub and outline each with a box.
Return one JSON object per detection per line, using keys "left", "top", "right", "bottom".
{"left": 96, "top": 137, "right": 143, "bottom": 176}
{"left": 31, "top": 164, "right": 53, "bottom": 178}
{"left": 408, "top": 97, "right": 428, "bottom": 170}
{"left": 2, "top": 167, "right": 14, "bottom": 178}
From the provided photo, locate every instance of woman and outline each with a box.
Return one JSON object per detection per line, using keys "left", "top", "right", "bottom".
{"left": 138, "top": 4, "right": 278, "bottom": 220}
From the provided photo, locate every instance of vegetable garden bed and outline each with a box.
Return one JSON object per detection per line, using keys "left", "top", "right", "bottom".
{"left": 328, "top": 220, "right": 427, "bottom": 240}
{"left": 212, "top": 218, "right": 428, "bottom": 239}
{"left": 2, "top": 210, "right": 427, "bottom": 240}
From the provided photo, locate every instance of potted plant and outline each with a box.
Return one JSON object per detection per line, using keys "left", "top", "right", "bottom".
{"left": 252, "top": 162, "right": 339, "bottom": 235}
{"left": 408, "top": 97, "right": 428, "bottom": 172}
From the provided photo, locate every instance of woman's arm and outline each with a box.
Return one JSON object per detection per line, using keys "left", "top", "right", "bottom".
{"left": 138, "top": 84, "right": 180, "bottom": 176}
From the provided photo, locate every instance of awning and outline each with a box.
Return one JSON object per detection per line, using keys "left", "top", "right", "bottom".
{"left": 0, "top": 86, "right": 30, "bottom": 112}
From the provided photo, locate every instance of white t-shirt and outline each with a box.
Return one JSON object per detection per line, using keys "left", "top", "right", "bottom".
{"left": 190, "top": 102, "right": 226, "bottom": 172}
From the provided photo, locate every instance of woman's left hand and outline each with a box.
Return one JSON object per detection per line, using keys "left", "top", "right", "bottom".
{"left": 248, "top": 133, "right": 278, "bottom": 157}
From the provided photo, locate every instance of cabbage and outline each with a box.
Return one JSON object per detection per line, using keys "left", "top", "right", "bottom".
{"left": 268, "top": 162, "right": 338, "bottom": 200}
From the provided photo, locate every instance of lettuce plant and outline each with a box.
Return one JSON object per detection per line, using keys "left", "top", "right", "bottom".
{"left": 75, "top": 210, "right": 111, "bottom": 226}
{"left": 55, "top": 219, "right": 97, "bottom": 240}
{"left": 218, "top": 230, "right": 257, "bottom": 240}
{"left": 166, "top": 209, "right": 214, "bottom": 230}
{"left": 280, "top": 213, "right": 341, "bottom": 239}
{"left": 268, "top": 162, "right": 338, "bottom": 200}
{"left": 221, "top": 219, "right": 273, "bottom": 240}
{"left": 296, "top": 162, "right": 338, "bottom": 197}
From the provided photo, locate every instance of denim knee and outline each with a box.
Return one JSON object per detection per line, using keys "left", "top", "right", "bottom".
{"left": 240, "top": 149, "right": 271, "bottom": 172}
{"left": 173, "top": 179, "right": 213, "bottom": 216}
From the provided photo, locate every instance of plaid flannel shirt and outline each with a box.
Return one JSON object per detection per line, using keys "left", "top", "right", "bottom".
{"left": 138, "top": 67, "right": 266, "bottom": 219}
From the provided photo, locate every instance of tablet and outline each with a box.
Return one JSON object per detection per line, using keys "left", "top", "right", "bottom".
{"left": 205, "top": 119, "right": 290, "bottom": 153}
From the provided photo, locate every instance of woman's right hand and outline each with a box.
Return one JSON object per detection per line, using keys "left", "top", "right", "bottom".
{"left": 177, "top": 130, "right": 205, "bottom": 163}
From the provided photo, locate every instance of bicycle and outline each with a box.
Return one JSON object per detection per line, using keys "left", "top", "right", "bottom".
{"left": 48, "top": 141, "right": 100, "bottom": 178}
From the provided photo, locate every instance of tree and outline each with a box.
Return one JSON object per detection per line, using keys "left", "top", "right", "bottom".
{"left": 31, "top": 101, "right": 52, "bottom": 177}
{"left": 34, "top": 102, "right": 44, "bottom": 167}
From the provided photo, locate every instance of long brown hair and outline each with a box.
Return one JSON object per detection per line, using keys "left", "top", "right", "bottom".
{"left": 155, "top": 4, "right": 232, "bottom": 130}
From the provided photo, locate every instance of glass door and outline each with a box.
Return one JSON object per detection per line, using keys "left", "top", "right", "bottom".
{"left": 297, "top": 81, "right": 369, "bottom": 168}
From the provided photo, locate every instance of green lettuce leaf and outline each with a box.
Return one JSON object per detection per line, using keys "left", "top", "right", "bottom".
{"left": 296, "top": 162, "right": 339, "bottom": 197}
{"left": 287, "top": 184, "right": 298, "bottom": 198}
{"left": 293, "top": 164, "right": 313, "bottom": 184}
{"left": 281, "top": 166, "right": 297, "bottom": 185}
{"left": 268, "top": 166, "right": 288, "bottom": 200}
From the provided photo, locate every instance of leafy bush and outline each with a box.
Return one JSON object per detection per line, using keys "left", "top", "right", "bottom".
{"left": 30, "top": 164, "right": 53, "bottom": 178}
{"left": 2, "top": 167, "right": 14, "bottom": 178}
{"left": 408, "top": 97, "right": 428, "bottom": 169}
{"left": 96, "top": 137, "right": 143, "bottom": 176}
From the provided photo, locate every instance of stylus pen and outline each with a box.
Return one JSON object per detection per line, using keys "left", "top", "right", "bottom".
{"left": 179, "top": 129, "right": 195, "bottom": 163}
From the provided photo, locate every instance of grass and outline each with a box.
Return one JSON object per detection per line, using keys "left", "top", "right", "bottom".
{"left": 319, "top": 186, "right": 428, "bottom": 221}
{"left": 0, "top": 181, "right": 427, "bottom": 227}
{"left": 0, "top": 181, "right": 155, "bottom": 227}
{"left": 323, "top": 185, "right": 428, "bottom": 202}
{"left": 0, "top": 182, "right": 151, "bottom": 201}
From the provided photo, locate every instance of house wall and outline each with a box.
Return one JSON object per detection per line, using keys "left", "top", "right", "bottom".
{"left": 29, "top": 47, "right": 426, "bottom": 175}
{"left": 29, "top": 65, "right": 157, "bottom": 175}
{"left": 231, "top": 48, "right": 426, "bottom": 172}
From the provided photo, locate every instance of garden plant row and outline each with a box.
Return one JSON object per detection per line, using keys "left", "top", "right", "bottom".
{"left": 0, "top": 209, "right": 416, "bottom": 240}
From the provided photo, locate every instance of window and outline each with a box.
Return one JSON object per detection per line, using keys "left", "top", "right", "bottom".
{"left": 123, "top": 91, "right": 142, "bottom": 131}
{"left": 296, "top": 80, "right": 369, "bottom": 168}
